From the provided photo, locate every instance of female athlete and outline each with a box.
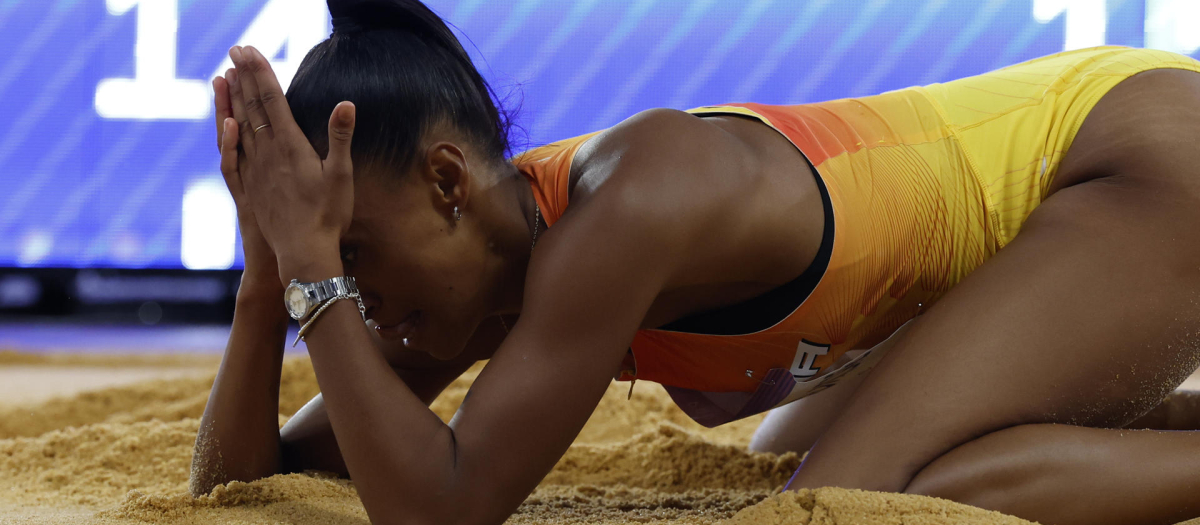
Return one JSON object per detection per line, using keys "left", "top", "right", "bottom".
{"left": 189, "top": 1, "right": 1200, "bottom": 524}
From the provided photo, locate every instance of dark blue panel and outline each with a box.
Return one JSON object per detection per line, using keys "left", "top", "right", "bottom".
{"left": 0, "top": 0, "right": 1194, "bottom": 269}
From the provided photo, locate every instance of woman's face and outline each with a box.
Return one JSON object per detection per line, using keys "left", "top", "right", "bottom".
{"left": 342, "top": 167, "right": 496, "bottom": 361}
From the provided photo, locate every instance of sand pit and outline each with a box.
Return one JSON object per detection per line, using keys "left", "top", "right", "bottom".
{"left": 0, "top": 352, "right": 1190, "bottom": 525}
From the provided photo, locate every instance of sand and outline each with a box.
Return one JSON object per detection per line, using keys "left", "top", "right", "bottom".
{"left": 0, "top": 352, "right": 1186, "bottom": 525}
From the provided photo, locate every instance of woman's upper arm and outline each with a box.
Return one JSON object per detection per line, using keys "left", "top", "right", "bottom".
{"left": 278, "top": 317, "right": 506, "bottom": 477}
{"left": 439, "top": 111, "right": 761, "bottom": 521}
{"left": 279, "top": 364, "right": 470, "bottom": 476}
{"left": 444, "top": 200, "right": 678, "bottom": 521}
{"left": 279, "top": 393, "right": 346, "bottom": 476}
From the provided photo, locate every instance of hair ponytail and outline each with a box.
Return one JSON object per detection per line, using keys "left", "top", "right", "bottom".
{"left": 287, "top": 0, "right": 513, "bottom": 171}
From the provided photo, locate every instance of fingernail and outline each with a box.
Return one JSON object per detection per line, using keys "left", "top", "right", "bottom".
{"left": 229, "top": 69, "right": 238, "bottom": 84}
{"left": 231, "top": 46, "right": 243, "bottom": 63}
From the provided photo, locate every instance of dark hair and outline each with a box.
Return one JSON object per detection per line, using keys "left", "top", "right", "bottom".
{"left": 286, "top": 0, "right": 514, "bottom": 172}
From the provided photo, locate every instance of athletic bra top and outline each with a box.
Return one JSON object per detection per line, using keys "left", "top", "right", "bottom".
{"left": 514, "top": 47, "right": 1200, "bottom": 426}
{"left": 513, "top": 96, "right": 993, "bottom": 426}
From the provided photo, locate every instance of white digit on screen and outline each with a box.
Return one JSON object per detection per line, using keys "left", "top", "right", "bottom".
{"left": 95, "top": 0, "right": 210, "bottom": 120}
{"left": 1145, "top": 0, "right": 1200, "bottom": 55}
{"left": 181, "top": 178, "right": 236, "bottom": 270}
{"left": 1033, "top": 0, "right": 1106, "bottom": 51}
{"left": 95, "top": 0, "right": 329, "bottom": 121}
{"left": 210, "top": 0, "right": 329, "bottom": 97}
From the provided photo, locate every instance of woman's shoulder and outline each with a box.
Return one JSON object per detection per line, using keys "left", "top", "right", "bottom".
{"left": 570, "top": 108, "right": 765, "bottom": 205}
{"left": 521, "top": 108, "right": 777, "bottom": 288}
{"left": 513, "top": 108, "right": 763, "bottom": 227}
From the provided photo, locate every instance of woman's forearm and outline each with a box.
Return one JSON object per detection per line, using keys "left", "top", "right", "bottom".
{"left": 189, "top": 276, "right": 290, "bottom": 496}
{"left": 303, "top": 301, "right": 454, "bottom": 517}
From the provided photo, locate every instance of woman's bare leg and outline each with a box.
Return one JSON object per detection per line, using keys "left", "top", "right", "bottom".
{"left": 906, "top": 424, "right": 1200, "bottom": 525}
{"left": 750, "top": 331, "right": 913, "bottom": 455}
{"left": 752, "top": 353, "right": 1198, "bottom": 456}
{"left": 784, "top": 68, "right": 1200, "bottom": 525}
{"left": 748, "top": 355, "right": 868, "bottom": 455}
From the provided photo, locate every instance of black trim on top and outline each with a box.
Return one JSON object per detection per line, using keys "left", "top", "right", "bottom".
{"left": 655, "top": 152, "right": 834, "bottom": 336}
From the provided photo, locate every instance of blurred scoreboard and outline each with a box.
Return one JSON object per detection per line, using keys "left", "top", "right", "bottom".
{"left": 1, "top": 0, "right": 1197, "bottom": 270}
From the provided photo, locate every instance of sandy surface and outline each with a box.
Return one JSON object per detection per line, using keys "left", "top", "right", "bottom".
{"left": 0, "top": 366, "right": 213, "bottom": 405}
{"left": 0, "top": 353, "right": 1197, "bottom": 524}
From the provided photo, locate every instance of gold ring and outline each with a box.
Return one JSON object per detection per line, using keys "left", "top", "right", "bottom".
{"left": 253, "top": 123, "right": 271, "bottom": 134}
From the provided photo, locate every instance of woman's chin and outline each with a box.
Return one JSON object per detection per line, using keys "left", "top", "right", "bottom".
{"left": 421, "top": 328, "right": 474, "bottom": 361}
{"left": 366, "top": 316, "right": 471, "bottom": 361}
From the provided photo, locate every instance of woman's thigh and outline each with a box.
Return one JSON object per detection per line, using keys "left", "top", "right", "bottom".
{"left": 748, "top": 351, "right": 869, "bottom": 455}
{"left": 784, "top": 69, "right": 1200, "bottom": 493}
{"left": 749, "top": 330, "right": 912, "bottom": 455}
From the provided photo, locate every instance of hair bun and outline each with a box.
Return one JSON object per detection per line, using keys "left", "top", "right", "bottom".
{"left": 327, "top": 0, "right": 455, "bottom": 45}
{"left": 330, "top": 15, "right": 365, "bottom": 34}
{"left": 326, "top": 0, "right": 392, "bottom": 20}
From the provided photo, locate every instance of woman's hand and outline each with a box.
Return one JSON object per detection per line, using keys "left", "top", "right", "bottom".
{"left": 214, "top": 70, "right": 279, "bottom": 291}
{"left": 226, "top": 45, "right": 356, "bottom": 285}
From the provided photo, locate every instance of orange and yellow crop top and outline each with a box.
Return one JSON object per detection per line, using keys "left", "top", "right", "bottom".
{"left": 513, "top": 46, "right": 1200, "bottom": 426}
{"left": 513, "top": 94, "right": 993, "bottom": 426}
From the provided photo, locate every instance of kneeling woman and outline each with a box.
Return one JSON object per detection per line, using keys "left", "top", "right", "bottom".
{"left": 190, "top": 1, "right": 1200, "bottom": 524}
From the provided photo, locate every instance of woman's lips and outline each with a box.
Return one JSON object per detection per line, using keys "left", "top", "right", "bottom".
{"left": 369, "top": 311, "right": 420, "bottom": 342}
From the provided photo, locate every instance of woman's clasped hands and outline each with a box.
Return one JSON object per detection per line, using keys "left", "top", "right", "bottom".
{"left": 215, "top": 44, "right": 357, "bottom": 287}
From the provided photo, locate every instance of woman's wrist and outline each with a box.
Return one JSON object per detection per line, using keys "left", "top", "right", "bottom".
{"left": 239, "top": 270, "right": 284, "bottom": 298}
{"left": 233, "top": 277, "right": 292, "bottom": 332}
{"left": 275, "top": 237, "right": 343, "bottom": 286}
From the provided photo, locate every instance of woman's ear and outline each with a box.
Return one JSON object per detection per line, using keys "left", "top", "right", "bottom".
{"left": 422, "top": 141, "right": 471, "bottom": 222}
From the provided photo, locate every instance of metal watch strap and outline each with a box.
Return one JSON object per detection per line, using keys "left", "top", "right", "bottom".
{"left": 290, "top": 276, "right": 360, "bottom": 322}
{"left": 310, "top": 276, "right": 358, "bottom": 303}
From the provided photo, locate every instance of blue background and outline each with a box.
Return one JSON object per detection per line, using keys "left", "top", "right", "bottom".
{"left": 0, "top": 0, "right": 1190, "bottom": 269}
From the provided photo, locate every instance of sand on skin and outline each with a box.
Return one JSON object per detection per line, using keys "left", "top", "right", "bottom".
{"left": 0, "top": 352, "right": 1194, "bottom": 525}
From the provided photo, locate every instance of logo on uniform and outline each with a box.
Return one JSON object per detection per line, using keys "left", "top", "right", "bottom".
{"left": 789, "top": 339, "right": 831, "bottom": 380}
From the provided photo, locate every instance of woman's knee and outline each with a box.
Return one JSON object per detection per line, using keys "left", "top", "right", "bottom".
{"left": 904, "top": 424, "right": 1053, "bottom": 503}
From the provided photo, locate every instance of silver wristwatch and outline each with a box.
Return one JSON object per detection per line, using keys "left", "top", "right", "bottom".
{"left": 284, "top": 276, "right": 359, "bottom": 321}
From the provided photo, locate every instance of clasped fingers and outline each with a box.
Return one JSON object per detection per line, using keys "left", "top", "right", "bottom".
{"left": 229, "top": 45, "right": 300, "bottom": 144}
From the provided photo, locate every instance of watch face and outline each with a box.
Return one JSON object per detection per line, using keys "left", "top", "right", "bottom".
{"left": 285, "top": 286, "right": 308, "bottom": 318}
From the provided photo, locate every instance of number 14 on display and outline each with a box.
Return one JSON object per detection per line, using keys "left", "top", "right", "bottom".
{"left": 95, "top": 0, "right": 328, "bottom": 120}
